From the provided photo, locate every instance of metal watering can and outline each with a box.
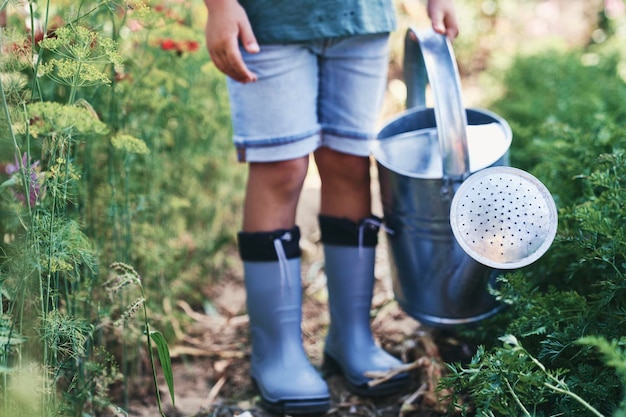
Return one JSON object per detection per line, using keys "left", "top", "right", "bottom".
{"left": 372, "top": 29, "right": 557, "bottom": 327}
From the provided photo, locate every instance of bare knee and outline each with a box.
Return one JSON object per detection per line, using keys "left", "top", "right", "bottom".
{"left": 248, "top": 157, "right": 309, "bottom": 200}
{"left": 314, "top": 148, "right": 370, "bottom": 186}
{"left": 314, "top": 148, "right": 372, "bottom": 220}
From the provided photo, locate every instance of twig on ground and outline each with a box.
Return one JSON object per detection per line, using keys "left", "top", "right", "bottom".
{"left": 366, "top": 351, "right": 453, "bottom": 414}
{"left": 365, "top": 357, "right": 430, "bottom": 387}
{"left": 206, "top": 375, "right": 227, "bottom": 409}
{"left": 399, "top": 383, "right": 428, "bottom": 415}
{"left": 175, "top": 335, "right": 247, "bottom": 359}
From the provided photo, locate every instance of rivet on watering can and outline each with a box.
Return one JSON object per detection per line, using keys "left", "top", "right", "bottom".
{"left": 439, "top": 176, "right": 457, "bottom": 200}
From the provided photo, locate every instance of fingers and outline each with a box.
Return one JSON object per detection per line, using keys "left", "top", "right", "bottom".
{"left": 229, "top": 18, "right": 260, "bottom": 83}
{"left": 208, "top": 32, "right": 258, "bottom": 84}
{"left": 440, "top": 16, "right": 460, "bottom": 40}
{"left": 209, "top": 41, "right": 258, "bottom": 84}
{"left": 204, "top": 2, "right": 259, "bottom": 83}
{"left": 431, "top": 14, "right": 459, "bottom": 40}
{"left": 239, "top": 17, "right": 260, "bottom": 54}
{"left": 428, "top": 0, "right": 460, "bottom": 40}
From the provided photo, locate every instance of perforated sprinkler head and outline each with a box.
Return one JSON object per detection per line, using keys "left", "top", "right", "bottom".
{"left": 450, "top": 166, "right": 558, "bottom": 269}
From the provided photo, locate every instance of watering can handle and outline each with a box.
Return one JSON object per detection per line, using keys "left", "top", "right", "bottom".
{"left": 403, "top": 28, "right": 470, "bottom": 180}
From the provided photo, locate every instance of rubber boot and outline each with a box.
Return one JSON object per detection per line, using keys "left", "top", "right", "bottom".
{"left": 238, "top": 227, "right": 330, "bottom": 414}
{"left": 320, "top": 215, "right": 408, "bottom": 396}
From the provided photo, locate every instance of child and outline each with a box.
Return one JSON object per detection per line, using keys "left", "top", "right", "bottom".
{"left": 203, "top": 0, "right": 459, "bottom": 414}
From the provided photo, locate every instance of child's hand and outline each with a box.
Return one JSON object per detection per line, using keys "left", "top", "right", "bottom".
{"left": 204, "top": 0, "right": 259, "bottom": 83}
{"left": 427, "top": 0, "right": 460, "bottom": 40}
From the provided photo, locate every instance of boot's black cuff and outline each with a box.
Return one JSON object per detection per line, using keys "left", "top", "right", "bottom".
{"left": 318, "top": 215, "right": 380, "bottom": 247}
{"left": 238, "top": 226, "right": 301, "bottom": 261}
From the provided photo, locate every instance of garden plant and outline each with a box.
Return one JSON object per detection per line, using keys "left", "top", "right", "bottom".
{"left": 442, "top": 11, "right": 626, "bottom": 417}
{"left": 0, "top": 0, "right": 243, "bottom": 416}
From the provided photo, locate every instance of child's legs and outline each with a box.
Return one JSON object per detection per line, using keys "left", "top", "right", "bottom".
{"left": 226, "top": 44, "right": 321, "bottom": 232}
{"left": 226, "top": 33, "right": 390, "bottom": 229}
{"left": 314, "top": 148, "right": 371, "bottom": 221}
{"left": 243, "top": 157, "right": 309, "bottom": 232}
{"left": 314, "top": 34, "right": 390, "bottom": 221}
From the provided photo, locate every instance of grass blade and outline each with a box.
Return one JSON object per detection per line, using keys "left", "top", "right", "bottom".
{"left": 150, "top": 330, "right": 175, "bottom": 407}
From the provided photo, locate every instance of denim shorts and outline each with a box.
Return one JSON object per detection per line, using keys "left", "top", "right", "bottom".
{"left": 226, "top": 33, "right": 390, "bottom": 162}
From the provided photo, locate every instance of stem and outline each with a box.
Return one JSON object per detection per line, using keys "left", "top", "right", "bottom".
{"left": 544, "top": 383, "right": 605, "bottom": 417}
{"left": 123, "top": 153, "right": 132, "bottom": 256}
{"left": 68, "top": 63, "right": 82, "bottom": 105}
{"left": 29, "top": 0, "right": 48, "bottom": 101}
{"left": 0, "top": 1, "right": 10, "bottom": 14}
{"left": 0, "top": 22, "right": 36, "bottom": 413}
{"left": 0, "top": 35, "right": 22, "bottom": 166}
{"left": 141, "top": 295, "right": 166, "bottom": 417}
{"left": 504, "top": 378, "right": 532, "bottom": 417}
{"left": 524, "top": 345, "right": 605, "bottom": 417}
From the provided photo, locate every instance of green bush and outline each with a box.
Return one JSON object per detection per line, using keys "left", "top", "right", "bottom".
{"left": 443, "top": 37, "right": 626, "bottom": 417}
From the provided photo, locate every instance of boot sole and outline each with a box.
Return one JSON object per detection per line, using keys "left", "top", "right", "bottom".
{"left": 251, "top": 378, "right": 331, "bottom": 415}
{"left": 323, "top": 352, "right": 409, "bottom": 397}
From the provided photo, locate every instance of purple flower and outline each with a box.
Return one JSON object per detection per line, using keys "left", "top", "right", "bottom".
{"left": 4, "top": 153, "right": 44, "bottom": 207}
{"left": 4, "top": 153, "right": 25, "bottom": 175}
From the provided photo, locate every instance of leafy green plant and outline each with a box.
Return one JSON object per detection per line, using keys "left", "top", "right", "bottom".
{"left": 491, "top": 50, "right": 626, "bottom": 180}
{"left": 442, "top": 36, "right": 626, "bottom": 417}
{"left": 0, "top": 1, "right": 214, "bottom": 415}
{"left": 578, "top": 337, "right": 626, "bottom": 417}
{"left": 446, "top": 335, "right": 605, "bottom": 417}
{"left": 1, "top": 0, "right": 243, "bottom": 413}
{"left": 107, "top": 262, "right": 175, "bottom": 417}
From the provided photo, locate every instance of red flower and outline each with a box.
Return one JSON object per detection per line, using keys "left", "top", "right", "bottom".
{"left": 180, "top": 40, "right": 199, "bottom": 52}
{"left": 158, "top": 38, "right": 200, "bottom": 54}
{"left": 159, "top": 38, "right": 177, "bottom": 51}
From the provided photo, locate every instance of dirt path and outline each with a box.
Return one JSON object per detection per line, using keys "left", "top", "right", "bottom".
{"left": 127, "top": 160, "right": 474, "bottom": 417}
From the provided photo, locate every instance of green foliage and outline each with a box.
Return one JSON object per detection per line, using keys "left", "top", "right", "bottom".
{"left": 490, "top": 50, "right": 626, "bottom": 204}
{"left": 108, "top": 262, "right": 175, "bottom": 416}
{"left": 18, "top": 101, "right": 109, "bottom": 137}
{"left": 579, "top": 337, "right": 626, "bottom": 415}
{"left": 1, "top": 0, "right": 242, "bottom": 415}
{"left": 38, "top": 25, "right": 123, "bottom": 89}
{"left": 150, "top": 330, "right": 175, "bottom": 408}
{"left": 444, "top": 30, "right": 626, "bottom": 417}
{"left": 445, "top": 335, "right": 604, "bottom": 417}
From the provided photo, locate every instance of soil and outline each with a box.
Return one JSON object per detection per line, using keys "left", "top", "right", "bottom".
{"left": 125, "top": 163, "right": 478, "bottom": 417}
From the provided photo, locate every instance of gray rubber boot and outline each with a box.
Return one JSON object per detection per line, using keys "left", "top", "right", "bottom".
{"left": 239, "top": 227, "right": 330, "bottom": 414}
{"left": 320, "top": 215, "right": 408, "bottom": 396}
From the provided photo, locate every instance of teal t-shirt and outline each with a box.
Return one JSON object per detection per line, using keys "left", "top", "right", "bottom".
{"left": 238, "top": 0, "right": 397, "bottom": 44}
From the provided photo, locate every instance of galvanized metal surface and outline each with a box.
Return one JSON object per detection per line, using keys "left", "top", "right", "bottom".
{"left": 450, "top": 166, "right": 558, "bottom": 270}
{"left": 402, "top": 28, "right": 470, "bottom": 180}
{"left": 374, "top": 28, "right": 511, "bottom": 326}
{"left": 376, "top": 109, "right": 510, "bottom": 326}
{"left": 374, "top": 28, "right": 557, "bottom": 326}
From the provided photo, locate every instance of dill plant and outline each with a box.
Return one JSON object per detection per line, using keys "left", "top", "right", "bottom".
{"left": 0, "top": 1, "right": 174, "bottom": 416}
